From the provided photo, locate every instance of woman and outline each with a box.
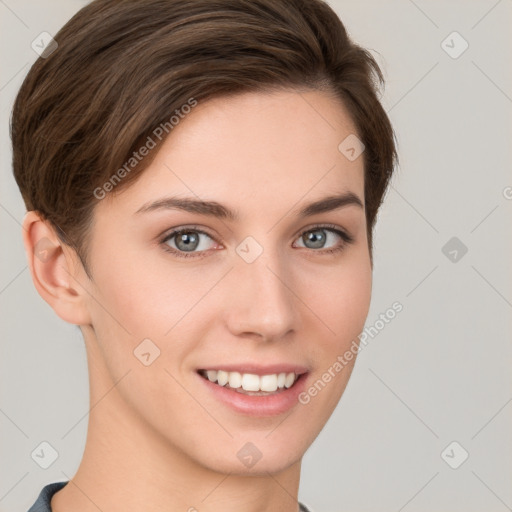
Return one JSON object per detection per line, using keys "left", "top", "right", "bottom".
{"left": 12, "top": 0, "right": 397, "bottom": 510}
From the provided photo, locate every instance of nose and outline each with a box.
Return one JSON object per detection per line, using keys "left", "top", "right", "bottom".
{"left": 223, "top": 245, "right": 298, "bottom": 342}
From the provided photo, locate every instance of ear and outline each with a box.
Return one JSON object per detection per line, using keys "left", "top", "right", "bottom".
{"left": 22, "top": 211, "right": 92, "bottom": 326}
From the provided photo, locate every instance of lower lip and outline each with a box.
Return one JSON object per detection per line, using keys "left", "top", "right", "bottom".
{"left": 197, "top": 372, "right": 309, "bottom": 417}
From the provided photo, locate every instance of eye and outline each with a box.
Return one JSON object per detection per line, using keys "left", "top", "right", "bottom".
{"left": 293, "top": 224, "right": 354, "bottom": 254}
{"left": 161, "top": 227, "right": 219, "bottom": 258}
{"left": 160, "top": 224, "right": 354, "bottom": 259}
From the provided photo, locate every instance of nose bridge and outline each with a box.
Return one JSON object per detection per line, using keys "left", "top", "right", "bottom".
{"left": 225, "top": 239, "right": 297, "bottom": 340}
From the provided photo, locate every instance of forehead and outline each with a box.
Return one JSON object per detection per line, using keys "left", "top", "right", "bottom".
{"left": 100, "top": 89, "right": 365, "bottom": 218}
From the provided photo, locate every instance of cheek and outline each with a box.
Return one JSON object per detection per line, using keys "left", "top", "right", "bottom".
{"left": 83, "top": 253, "right": 200, "bottom": 422}
{"left": 89, "top": 244, "right": 205, "bottom": 333}
{"left": 85, "top": 245, "right": 221, "bottom": 383}
{"left": 331, "top": 267, "right": 371, "bottom": 341}
{"left": 304, "top": 250, "right": 372, "bottom": 348}
{"left": 294, "top": 257, "right": 371, "bottom": 434}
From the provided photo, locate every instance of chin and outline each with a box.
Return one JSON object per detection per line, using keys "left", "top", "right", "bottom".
{"left": 192, "top": 433, "right": 310, "bottom": 476}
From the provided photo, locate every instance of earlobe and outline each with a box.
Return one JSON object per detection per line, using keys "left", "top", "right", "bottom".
{"left": 22, "top": 211, "right": 92, "bottom": 326}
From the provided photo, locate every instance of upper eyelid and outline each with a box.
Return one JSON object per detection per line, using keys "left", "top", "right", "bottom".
{"left": 160, "top": 225, "right": 216, "bottom": 242}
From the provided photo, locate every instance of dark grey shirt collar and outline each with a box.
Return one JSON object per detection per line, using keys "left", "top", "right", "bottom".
{"left": 28, "top": 481, "right": 313, "bottom": 512}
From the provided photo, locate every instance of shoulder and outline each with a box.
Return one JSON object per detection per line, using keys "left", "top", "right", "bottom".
{"left": 299, "top": 501, "right": 316, "bottom": 512}
{"left": 27, "top": 481, "right": 68, "bottom": 512}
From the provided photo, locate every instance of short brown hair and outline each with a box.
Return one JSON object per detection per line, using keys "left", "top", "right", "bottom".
{"left": 11, "top": 0, "right": 397, "bottom": 275}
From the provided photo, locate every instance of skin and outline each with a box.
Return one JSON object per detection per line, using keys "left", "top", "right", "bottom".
{"left": 23, "top": 89, "right": 372, "bottom": 512}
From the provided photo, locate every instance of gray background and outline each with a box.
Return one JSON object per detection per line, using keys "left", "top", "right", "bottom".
{"left": 1, "top": 1, "right": 511, "bottom": 511}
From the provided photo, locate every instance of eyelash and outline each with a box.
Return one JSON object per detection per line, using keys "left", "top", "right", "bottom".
{"left": 160, "top": 223, "right": 355, "bottom": 259}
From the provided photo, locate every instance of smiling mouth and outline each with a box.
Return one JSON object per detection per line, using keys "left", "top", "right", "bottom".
{"left": 197, "top": 369, "right": 304, "bottom": 396}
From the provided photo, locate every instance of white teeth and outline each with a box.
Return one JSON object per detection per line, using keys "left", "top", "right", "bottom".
{"left": 200, "top": 369, "right": 300, "bottom": 392}
{"left": 241, "top": 373, "right": 260, "bottom": 391}
{"left": 260, "top": 374, "right": 278, "bottom": 392}
{"left": 284, "top": 372, "right": 295, "bottom": 388}
{"left": 217, "top": 370, "right": 229, "bottom": 386}
{"left": 228, "top": 371, "right": 242, "bottom": 389}
{"left": 206, "top": 370, "right": 217, "bottom": 382}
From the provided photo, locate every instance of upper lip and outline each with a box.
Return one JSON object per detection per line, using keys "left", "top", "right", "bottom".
{"left": 197, "top": 363, "right": 309, "bottom": 376}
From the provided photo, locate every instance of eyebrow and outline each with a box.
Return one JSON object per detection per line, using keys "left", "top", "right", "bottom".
{"left": 134, "top": 191, "right": 363, "bottom": 220}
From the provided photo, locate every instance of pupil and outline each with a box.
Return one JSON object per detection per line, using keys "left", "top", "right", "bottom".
{"left": 305, "top": 229, "right": 325, "bottom": 249}
{"left": 177, "top": 232, "right": 198, "bottom": 251}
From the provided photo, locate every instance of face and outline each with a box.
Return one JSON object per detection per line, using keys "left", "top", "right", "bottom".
{"left": 81, "top": 89, "right": 372, "bottom": 475}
